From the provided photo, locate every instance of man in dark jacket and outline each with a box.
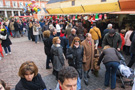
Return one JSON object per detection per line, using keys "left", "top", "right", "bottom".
{"left": 42, "top": 22, "right": 49, "bottom": 32}
{"left": 68, "top": 28, "right": 77, "bottom": 45}
{"left": 102, "top": 29, "right": 122, "bottom": 51}
{"left": 128, "top": 33, "right": 135, "bottom": 67}
{"left": 14, "top": 20, "right": 20, "bottom": 38}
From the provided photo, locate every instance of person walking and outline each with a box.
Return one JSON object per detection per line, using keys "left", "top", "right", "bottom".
{"left": 81, "top": 33, "right": 95, "bottom": 85}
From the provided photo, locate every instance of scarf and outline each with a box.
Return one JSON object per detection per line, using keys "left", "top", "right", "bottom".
{"left": 21, "top": 73, "right": 46, "bottom": 90}
{"left": 74, "top": 44, "right": 79, "bottom": 48}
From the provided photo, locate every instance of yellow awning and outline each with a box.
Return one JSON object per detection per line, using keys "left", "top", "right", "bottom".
{"left": 62, "top": 6, "right": 84, "bottom": 14}
{"left": 46, "top": 8, "right": 63, "bottom": 14}
{"left": 83, "top": 2, "right": 120, "bottom": 13}
{"left": 46, "top": 2, "right": 121, "bottom": 14}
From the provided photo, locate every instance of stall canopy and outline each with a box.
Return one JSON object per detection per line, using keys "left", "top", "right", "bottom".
{"left": 46, "top": 0, "right": 121, "bottom": 14}
{"left": 119, "top": 0, "right": 135, "bottom": 11}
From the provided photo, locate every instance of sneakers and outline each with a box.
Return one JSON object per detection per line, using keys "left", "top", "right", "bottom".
{"left": 5, "top": 53, "right": 8, "bottom": 56}
{"left": 9, "top": 52, "right": 11, "bottom": 54}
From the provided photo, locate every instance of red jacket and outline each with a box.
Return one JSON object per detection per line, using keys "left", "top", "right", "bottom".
{"left": 120, "top": 33, "right": 125, "bottom": 50}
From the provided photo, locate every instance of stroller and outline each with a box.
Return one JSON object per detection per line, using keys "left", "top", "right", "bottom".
{"left": 116, "top": 53, "right": 134, "bottom": 89}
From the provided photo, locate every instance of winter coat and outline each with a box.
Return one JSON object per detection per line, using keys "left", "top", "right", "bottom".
{"left": 81, "top": 39, "right": 95, "bottom": 71}
{"left": 51, "top": 44, "right": 65, "bottom": 71}
{"left": 89, "top": 27, "right": 101, "bottom": 40}
{"left": 125, "top": 30, "right": 133, "bottom": 46}
{"left": 76, "top": 26, "right": 85, "bottom": 41}
{"left": 130, "top": 33, "right": 135, "bottom": 54}
{"left": 66, "top": 45, "right": 83, "bottom": 78}
{"left": 97, "top": 48, "right": 123, "bottom": 65}
{"left": 65, "top": 27, "right": 72, "bottom": 39}
{"left": 33, "top": 26, "right": 39, "bottom": 35}
{"left": 102, "top": 28, "right": 110, "bottom": 37}
{"left": 14, "top": 22, "right": 19, "bottom": 31}
{"left": 9, "top": 22, "right": 14, "bottom": 30}
{"left": 1, "top": 30, "right": 12, "bottom": 47}
{"left": 42, "top": 25, "right": 49, "bottom": 32}
{"left": 56, "top": 24, "right": 61, "bottom": 33}
{"left": 120, "top": 33, "right": 125, "bottom": 50}
{"left": 68, "top": 34, "right": 77, "bottom": 45}
{"left": 43, "top": 37, "right": 52, "bottom": 56}
{"left": 59, "top": 36, "right": 68, "bottom": 54}
{"left": 102, "top": 32, "right": 122, "bottom": 49}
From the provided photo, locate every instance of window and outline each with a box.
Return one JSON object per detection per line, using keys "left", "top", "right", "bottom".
{"left": 0, "top": 1, "right": 3, "bottom": 7}
{"left": 72, "top": 1, "right": 75, "bottom": 6}
{"left": 101, "top": 0, "right": 106, "bottom": 2}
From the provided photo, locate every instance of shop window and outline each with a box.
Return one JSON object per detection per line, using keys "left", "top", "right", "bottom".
{"left": 72, "top": 1, "right": 75, "bottom": 6}
{"left": 101, "top": 0, "right": 106, "bottom": 2}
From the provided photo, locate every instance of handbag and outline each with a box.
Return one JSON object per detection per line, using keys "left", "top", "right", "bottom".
{"left": 0, "top": 34, "right": 7, "bottom": 40}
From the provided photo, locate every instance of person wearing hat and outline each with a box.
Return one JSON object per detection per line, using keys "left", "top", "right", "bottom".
{"left": 102, "top": 29, "right": 122, "bottom": 51}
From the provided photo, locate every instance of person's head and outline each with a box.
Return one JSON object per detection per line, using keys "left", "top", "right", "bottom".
{"left": 86, "top": 33, "right": 92, "bottom": 41}
{"left": 51, "top": 29, "right": 57, "bottom": 36}
{"left": 107, "top": 23, "right": 113, "bottom": 29}
{"left": 109, "top": 29, "right": 116, "bottom": 37}
{"left": 78, "top": 22, "right": 82, "bottom": 27}
{"left": 71, "top": 37, "right": 81, "bottom": 48}
{"left": 53, "top": 37, "right": 61, "bottom": 44}
{"left": 0, "top": 80, "right": 10, "bottom": 90}
{"left": 71, "top": 28, "right": 76, "bottom": 35}
{"left": 92, "top": 23, "right": 96, "bottom": 27}
{"left": 18, "top": 61, "right": 38, "bottom": 81}
{"left": 43, "top": 30, "right": 50, "bottom": 38}
{"left": 58, "top": 66, "right": 78, "bottom": 90}
{"left": 45, "top": 22, "right": 48, "bottom": 25}
{"left": 75, "top": 22, "right": 78, "bottom": 26}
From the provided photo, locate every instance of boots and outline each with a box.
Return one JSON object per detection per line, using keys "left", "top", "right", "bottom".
{"left": 84, "top": 71, "right": 88, "bottom": 85}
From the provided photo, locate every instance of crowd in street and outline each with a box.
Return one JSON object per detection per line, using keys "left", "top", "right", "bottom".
{"left": 0, "top": 16, "right": 135, "bottom": 90}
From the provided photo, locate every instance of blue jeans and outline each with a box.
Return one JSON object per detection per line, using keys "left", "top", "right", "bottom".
{"left": 104, "top": 62, "right": 119, "bottom": 89}
{"left": 34, "top": 35, "right": 39, "bottom": 43}
{"left": 46, "top": 56, "right": 52, "bottom": 68}
{"left": 11, "top": 30, "right": 15, "bottom": 37}
{"left": 3, "top": 46, "right": 11, "bottom": 54}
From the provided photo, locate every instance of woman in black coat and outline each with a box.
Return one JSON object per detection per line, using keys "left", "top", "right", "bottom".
{"left": 15, "top": 61, "right": 46, "bottom": 90}
{"left": 43, "top": 30, "right": 52, "bottom": 69}
{"left": 0, "top": 26, "right": 12, "bottom": 55}
{"left": 66, "top": 37, "right": 83, "bottom": 79}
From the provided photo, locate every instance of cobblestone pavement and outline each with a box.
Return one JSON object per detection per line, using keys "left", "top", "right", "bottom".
{"left": 0, "top": 36, "right": 133, "bottom": 90}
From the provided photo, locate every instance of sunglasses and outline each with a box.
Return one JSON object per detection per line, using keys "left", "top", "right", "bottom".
{"left": 75, "top": 41, "right": 80, "bottom": 42}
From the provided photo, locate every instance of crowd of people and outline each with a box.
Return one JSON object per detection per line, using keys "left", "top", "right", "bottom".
{"left": 0, "top": 16, "right": 135, "bottom": 90}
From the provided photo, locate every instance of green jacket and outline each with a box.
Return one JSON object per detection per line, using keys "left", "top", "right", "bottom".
{"left": 102, "top": 32, "right": 122, "bottom": 49}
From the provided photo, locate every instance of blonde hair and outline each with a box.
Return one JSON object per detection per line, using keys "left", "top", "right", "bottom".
{"left": 43, "top": 30, "right": 50, "bottom": 38}
{"left": 103, "top": 45, "right": 111, "bottom": 50}
{"left": 53, "top": 37, "right": 59, "bottom": 44}
{"left": 71, "top": 37, "right": 81, "bottom": 48}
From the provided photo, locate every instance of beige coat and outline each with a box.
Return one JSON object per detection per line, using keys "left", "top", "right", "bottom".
{"left": 81, "top": 39, "right": 94, "bottom": 71}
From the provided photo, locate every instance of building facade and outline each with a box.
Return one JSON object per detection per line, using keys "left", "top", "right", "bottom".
{"left": 0, "top": 0, "right": 48, "bottom": 18}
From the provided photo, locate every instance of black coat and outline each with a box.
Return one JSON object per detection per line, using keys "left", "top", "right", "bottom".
{"left": 1, "top": 30, "right": 12, "bottom": 47}
{"left": 59, "top": 36, "right": 68, "bottom": 54}
{"left": 68, "top": 34, "right": 77, "bottom": 45}
{"left": 14, "top": 22, "right": 19, "bottom": 31}
{"left": 15, "top": 73, "right": 46, "bottom": 90}
{"left": 66, "top": 45, "right": 83, "bottom": 78}
{"left": 130, "top": 33, "right": 135, "bottom": 54}
{"left": 42, "top": 25, "right": 49, "bottom": 32}
{"left": 43, "top": 37, "right": 52, "bottom": 56}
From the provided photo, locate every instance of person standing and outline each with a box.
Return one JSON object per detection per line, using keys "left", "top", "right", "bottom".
{"left": 15, "top": 61, "right": 46, "bottom": 90}
{"left": 89, "top": 23, "right": 101, "bottom": 49}
{"left": 66, "top": 37, "right": 83, "bottom": 79}
{"left": 81, "top": 33, "right": 95, "bottom": 85}
{"left": 51, "top": 37, "right": 65, "bottom": 80}
{"left": 127, "top": 32, "right": 135, "bottom": 68}
{"left": 9, "top": 20, "right": 15, "bottom": 37}
{"left": 68, "top": 28, "right": 77, "bottom": 46}
{"left": 56, "top": 21, "right": 61, "bottom": 36}
{"left": 14, "top": 20, "right": 20, "bottom": 38}
{"left": 33, "top": 23, "right": 39, "bottom": 44}
{"left": 43, "top": 30, "right": 52, "bottom": 69}
{"left": 0, "top": 26, "right": 12, "bottom": 56}
{"left": 124, "top": 28, "right": 133, "bottom": 55}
